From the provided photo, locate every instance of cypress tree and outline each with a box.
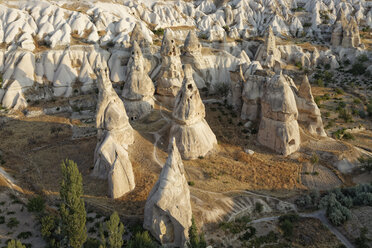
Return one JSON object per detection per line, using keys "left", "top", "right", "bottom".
{"left": 99, "top": 211, "right": 124, "bottom": 248}
{"left": 187, "top": 217, "right": 207, "bottom": 248}
{"left": 7, "top": 240, "right": 25, "bottom": 248}
{"left": 60, "top": 159, "right": 87, "bottom": 248}
{"left": 107, "top": 212, "right": 124, "bottom": 248}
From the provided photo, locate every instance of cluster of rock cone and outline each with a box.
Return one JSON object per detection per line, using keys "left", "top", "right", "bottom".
{"left": 90, "top": 23, "right": 329, "bottom": 247}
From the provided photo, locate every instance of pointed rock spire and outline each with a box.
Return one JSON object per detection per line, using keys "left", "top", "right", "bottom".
{"left": 130, "top": 23, "right": 150, "bottom": 52}
{"left": 172, "top": 64, "right": 205, "bottom": 125}
{"left": 156, "top": 29, "right": 184, "bottom": 104}
{"left": 296, "top": 75, "right": 327, "bottom": 137}
{"left": 169, "top": 64, "right": 217, "bottom": 159}
{"left": 258, "top": 73, "right": 300, "bottom": 156}
{"left": 143, "top": 138, "right": 192, "bottom": 247}
{"left": 184, "top": 30, "right": 201, "bottom": 55}
{"left": 122, "top": 41, "right": 155, "bottom": 119}
{"left": 298, "top": 75, "right": 313, "bottom": 101}
{"left": 93, "top": 68, "right": 135, "bottom": 199}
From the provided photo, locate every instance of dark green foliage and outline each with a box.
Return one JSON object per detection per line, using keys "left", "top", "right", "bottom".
{"left": 355, "top": 227, "right": 370, "bottom": 248}
{"left": 332, "top": 128, "right": 354, "bottom": 140}
{"left": 254, "top": 202, "right": 263, "bottom": 213}
{"left": 335, "top": 88, "right": 344, "bottom": 95}
{"left": 349, "top": 62, "right": 366, "bottom": 76}
{"left": 338, "top": 109, "right": 353, "bottom": 123}
{"left": 357, "top": 54, "right": 369, "bottom": 63}
{"left": 249, "top": 231, "right": 279, "bottom": 247}
{"left": 84, "top": 238, "right": 101, "bottom": 248}
{"left": 279, "top": 219, "right": 294, "bottom": 237}
{"left": 239, "top": 226, "right": 256, "bottom": 241}
{"left": 188, "top": 181, "right": 195, "bottom": 186}
{"left": 152, "top": 28, "right": 164, "bottom": 36}
{"left": 6, "top": 240, "right": 26, "bottom": 248}
{"left": 319, "top": 193, "right": 351, "bottom": 225}
{"left": 359, "top": 157, "right": 372, "bottom": 173}
{"left": 60, "top": 159, "right": 87, "bottom": 248}
{"left": 367, "top": 101, "right": 372, "bottom": 117}
{"left": 219, "top": 216, "right": 251, "bottom": 234}
{"left": 7, "top": 217, "right": 20, "bottom": 229}
{"left": 40, "top": 215, "right": 57, "bottom": 239}
{"left": 187, "top": 217, "right": 207, "bottom": 248}
{"left": 127, "top": 231, "right": 157, "bottom": 248}
{"left": 310, "top": 153, "right": 319, "bottom": 164}
{"left": 0, "top": 215, "right": 5, "bottom": 224}
{"left": 278, "top": 213, "right": 299, "bottom": 237}
{"left": 99, "top": 211, "right": 124, "bottom": 248}
{"left": 17, "top": 232, "right": 32, "bottom": 240}
{"left": 27, "top": 196, "right": 45, "bottom": 213}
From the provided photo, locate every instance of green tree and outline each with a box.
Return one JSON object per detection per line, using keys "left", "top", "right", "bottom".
{"left": 99, "top": 212, "right": 124, "bottom": 248}
{"left": 7, "top": 240, "right": 25, "bottom": 248}
{"left": 127, "top": 231, "right": 157, "bottom": 248}
{"left": 60, "top": 159, "right": 87, "bottom": 248}
{"left": 187, "top": 217, "right": 207, "bottom": 248}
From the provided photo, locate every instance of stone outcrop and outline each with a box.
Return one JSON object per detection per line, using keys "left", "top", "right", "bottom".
{"left": 130, "top": 23, "right": 151, "bottom": 53}
{"left": 295, "top": 75, "right": 326, "bottom": 136}
{"left": 92, "top": 68, "right": 135, "bottom": 199}
{"left": 257, "top": 72, "right": 300, "bottom": 156}
{"left": 122, "top": 41, "right": 155, "bottom": 120}
{"left": 331, "top": 9, "right": 360, "bottom": 48}
{"left": 156, "top": 30, "right": 184, "bottom": 106}
{"left": 240, "top": 70, "right": 275, "bottom": 121}
{"left": 143, "top": 138, "right": 192, "bottom": 247}
{"left": 254, "top": 26, "right": 281, "bottom": 68}
{"left": 169, "top": 64, "right": 217, "bottom": 160}
{"left": 181, "top": 30, "right": 206, "bottom": 89}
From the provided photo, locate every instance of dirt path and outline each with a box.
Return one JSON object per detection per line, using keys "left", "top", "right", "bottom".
{"left": 250, "top": 210, "right": 354, "bottom": 248}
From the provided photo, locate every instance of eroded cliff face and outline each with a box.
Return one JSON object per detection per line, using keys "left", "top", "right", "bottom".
{"left": 144, "top": 138, "right": 192, "bottom": 247}
{"left": 92, "top": 68, "right": 135, "bottom": 199}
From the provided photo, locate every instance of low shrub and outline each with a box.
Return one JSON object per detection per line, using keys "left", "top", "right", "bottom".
{"left": 27, "top": 196, "right": 45, "bottom": 213}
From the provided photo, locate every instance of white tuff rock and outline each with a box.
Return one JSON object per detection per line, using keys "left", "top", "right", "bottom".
{"left": 122, "top": 41, "right": 155, "bottom": 120}
{"left": 295, "top": 75, "right": 326, "bottom": 137}
{"left": 169, "top": 64, "right": 217, "bottom": 160}
{"left": 92, "top": 68, "right": 135, "bottom": 199}
{"left": 143, "top": 138, "right": 192, "bottom": 247}
{"left": 156, "top": 30, "right": 184, "bottom": 106}
{"left": 258, "top": 72, "right": 300, "bottom": 156}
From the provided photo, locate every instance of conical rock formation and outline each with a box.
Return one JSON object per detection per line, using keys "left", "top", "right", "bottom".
{"left": 169, "top": 64, "right": 217, "bottom": 160}
{"left": 93, "top": 68, "right": 135, "bottom": 199}
{"left": 331, "top": 9, "right": 360, "bottom": 48}
{"left": 122, "top": 41, "right": 155, "bottom": 119}
{"left": 156, "top": 30, "right": 184, "bottom": 106}
{"left": 143, "top": 138, "right": 192, "bottom": 247}
{"left": 295, "top": 75, "right": 326, "bottom": 137}
{"left": 258, "top": 72, "right": 300, "bottom": 156}
{"left": 254, "top": 26, "right": 281, "bottom": 68}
